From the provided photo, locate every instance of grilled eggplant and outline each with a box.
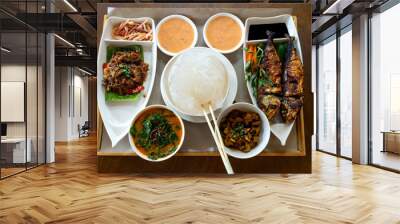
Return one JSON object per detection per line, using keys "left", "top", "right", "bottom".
{"left": 283, "top": 35, "right": 304, "bottom": 97}
{"left": 281, "top": 97, "right": 303, "bottom": 123}
{"left": 261, "top": 31, "right": 282, "bottom": 94}
{"left": 258, "top": 94, "right": 281, "bottom": 120}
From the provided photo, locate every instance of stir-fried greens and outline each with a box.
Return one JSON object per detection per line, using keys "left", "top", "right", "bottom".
{"left": 130, "top": 108, "right": 182, "bottom": 160}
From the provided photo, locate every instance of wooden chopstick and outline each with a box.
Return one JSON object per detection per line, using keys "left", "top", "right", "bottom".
{"left": 208, "top": 104, "right": 230, "bottom": 163}
{"left": 202, "top": 107, "right": 234, "bottom": 175}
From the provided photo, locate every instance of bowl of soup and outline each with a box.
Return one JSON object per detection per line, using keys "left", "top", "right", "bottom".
{"left": 129, "top": 105, "right": 185, "bottom": 162}
{"left": 203, "top": 13, "right": 244, "bottom": 54}
{"left": 156, "top": 15, "right": 198, "bottom": 56}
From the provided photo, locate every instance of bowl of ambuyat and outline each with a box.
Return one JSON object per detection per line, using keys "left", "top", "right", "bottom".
{"left": 156, "top": 15, "right": 198, "bottom": 57}
{"left": 129, "top": 105, "right": 185, "bottom": 162}
{"left": 217, "top": 102, "right": 270, "bottom": 159}
{"left": 203, "top": 13, "right": 245, "bottom": 54}
{"left": 161, "top": 47, "right": 231, "bottom": 118}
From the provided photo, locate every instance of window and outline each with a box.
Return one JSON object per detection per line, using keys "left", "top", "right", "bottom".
{"left": 316, "top": 25, "right": 353, "bottom": 158}
{"left": 370, "top": 3, "right": 400, "bottom": 171}
{"left": 339, "top": 28, "right": 352, "bottom": 158}
{"left": 0, "top": 1, "right": 47, "bottom": 179}
{"left": 317, "top": 36, "right": 337, "bottom": 154}
{"left": 389, "top": 74, "right": 400, "bottom": 130}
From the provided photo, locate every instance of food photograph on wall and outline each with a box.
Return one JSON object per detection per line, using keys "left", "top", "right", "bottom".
{"left": 96, "top": 3, "right": 312, "bottom": 174}
{"left": 4, "top": 1, "right": 400, "bottom": 223}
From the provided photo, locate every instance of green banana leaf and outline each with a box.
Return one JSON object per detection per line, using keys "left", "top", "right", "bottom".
{"left": 105, "top": 91, "right": 142, "bottom": 102}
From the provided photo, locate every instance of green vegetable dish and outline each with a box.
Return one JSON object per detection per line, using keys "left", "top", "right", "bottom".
{"left": 130, "top": 107, "right": 183, "bottom": 160}
{"left": 103, "top": 45, "right": 149, "bottom": 102}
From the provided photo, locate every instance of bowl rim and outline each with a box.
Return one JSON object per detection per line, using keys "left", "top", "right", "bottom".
{"left": 128, "top": 104, "right": 185, "bottom": 162}
{"left": 161, "top": 47, "right": 232, "bottom": 117}
{"left": 203, "top": 12, "right": 245, "bottom": 54}
{"left": 217, "top": 102, "right": 271, "bottom": 159}
{"left": 155, "top": 14, "right": 198, "bottom": 57}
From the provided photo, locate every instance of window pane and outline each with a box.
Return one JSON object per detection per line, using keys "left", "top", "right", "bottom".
{"left": 1, "top": 31, "right": 28, "bottom": 177}
{"left": 340, "top": 29, "right": 352, "bottom": 158}
{"left": 318, "top": 37, "right": 337, "bottom": 154}
{"left": 0, "top": 1, "right": 46, "bottom": 178}
{"left": 371, "top": 3, "right": 400, "bottom": 171}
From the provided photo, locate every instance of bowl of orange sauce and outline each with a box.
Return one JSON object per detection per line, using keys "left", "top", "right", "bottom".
{"left": 156, "top": 15, "right": 198, "bottom": 56}
{"left": 203, "top": 13, "right": 244, "bottom": 54}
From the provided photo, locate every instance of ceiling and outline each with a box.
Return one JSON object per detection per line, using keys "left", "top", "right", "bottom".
{"left": 1, "top": 32, "right": 45, "bottom": 64}
{"left": 0, "top": 0, "right": 392, "bottom": 73}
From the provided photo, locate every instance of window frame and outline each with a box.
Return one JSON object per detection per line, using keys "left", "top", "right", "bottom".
{"left": 0, "top": 1, "right": 48, "bottom": 180}
{"left": 367, "top": 0, "right": 400, "bottom": 173}
{"left": 315, "top": 24, "right": 353, "bottom": 160}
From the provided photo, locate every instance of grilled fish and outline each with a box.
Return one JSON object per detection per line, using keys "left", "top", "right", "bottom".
{"left": 283, "top": 35, "right": 304, "bottom": 97}
{"left": 281, "top": 97, "right": 303, "bottom": 123}
{"left": 261, "top": 31, "right": 282, "bottom": 94}
{"left": 258, "top": 94, "right": 281, "bottom": 120}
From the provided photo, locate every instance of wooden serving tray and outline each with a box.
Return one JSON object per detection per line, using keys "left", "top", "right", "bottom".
{"left": 97, "top": 3, "right": 312, "bottom": 173}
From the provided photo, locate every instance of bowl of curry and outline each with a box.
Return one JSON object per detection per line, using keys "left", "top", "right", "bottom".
{"left": 129, "top": 105, "right": 185, "bottom": 161}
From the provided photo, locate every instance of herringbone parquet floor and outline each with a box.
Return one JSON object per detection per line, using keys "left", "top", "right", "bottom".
{"left": 1, "top": 135, "right": 400, "bottom": 224}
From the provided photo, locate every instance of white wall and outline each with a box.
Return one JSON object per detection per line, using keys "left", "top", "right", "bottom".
{"left": 1, "top": 66, "right": 26, "bottom": 139}
{"left": 1, "top": 64, "right": 46, "bottom": 164}
{"left": 72, "top": 73, "right": 89, "bottom": 138}
{"left": 55, "top": 67, "right": 69, "bottom": 141}
{"left": 1, "top": 65, "right": 41, "bottom": 138}
{"left": 54, "top": 67, "right": 89, "bottom": 141}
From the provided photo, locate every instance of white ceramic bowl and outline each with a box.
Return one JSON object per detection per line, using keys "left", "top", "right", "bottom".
{"left": 160, "top": 48, "right": 238, "bottom": 123}
{"left": 217, "top": 102, "right": 270, "bottom": 159}
{"left": 128, "top": 104, "right": 185, "bottom": 162}
{"left": 203, "top": 13, "right": 245, "bottom": 54}
{"left": 155, "top": 15, "right": 198, "bottom": 57}
{"left": 160, "top": 47, "right": 234, "bottom": 118}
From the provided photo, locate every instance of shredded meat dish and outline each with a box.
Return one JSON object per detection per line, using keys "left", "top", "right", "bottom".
{"left": 103, "top": 50, "right": 148, "bottom": 96}
{"left": 112, "top": 19, "right": 153, "bottom": 41}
